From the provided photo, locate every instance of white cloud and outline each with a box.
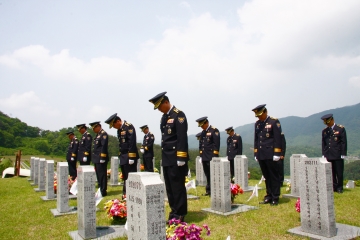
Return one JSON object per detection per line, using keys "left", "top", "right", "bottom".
{"left": 349, "top": 76, "right": 360, "bottom": 88}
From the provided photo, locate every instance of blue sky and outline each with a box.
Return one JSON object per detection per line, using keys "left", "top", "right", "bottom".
{"left": 1, "top": 0, "right": 360, "bottom": 142}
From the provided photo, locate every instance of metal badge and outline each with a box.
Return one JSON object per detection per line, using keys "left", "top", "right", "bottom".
{"left": 334, "top": 137, "right": 338, "bottom": 141}
{"left": 168, "top": 128, "right": 172, "bottom": 134}
{"left": 266, "top": 133, "right": 270, "bottom": 137}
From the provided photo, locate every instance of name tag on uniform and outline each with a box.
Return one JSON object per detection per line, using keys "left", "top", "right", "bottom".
{"left": 233, "top": 140, "right": 237, "bottom": 142}
{"left": 167, "top": 119, "right": 174, "bottom": 123}
{"left": 121, "top": 131, "right": 126, "bottom": 135}
{"left": 265, "top": 125, "right": 272, "bottom": 129}
{"left": 206, "top": 132, "right": 211, "bottom": 136}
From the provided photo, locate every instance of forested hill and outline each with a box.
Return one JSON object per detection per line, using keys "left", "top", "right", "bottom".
{"left": 188, "top": 102, "right": 360, "bottom": 156}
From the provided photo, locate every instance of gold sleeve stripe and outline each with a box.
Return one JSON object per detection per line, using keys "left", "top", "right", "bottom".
{"left": 177, "top": 151, "right": 188, "bottom": 157}
{"left": 71, "top": 153, "right": 76, "bottom": 157}
{"left": 129, "top": 153, "right": 137, "bottom": 158}
{"left": 199, "top": 151, "right": 202, "bottom": 154}
{"left": 100, "top": 153, "right": 107, "bottom": 157}
{"left": 145, "top": 146, "right": 148, "bottom": 151}
{"left": 274, "top": 148, "right": 282, "bottom": 153}
{"left": 254, "top": 149, "right": 258, "bottom": 153}
{"left": 84, "top": 152, "right": 89, "bottom": 156}
{"left": 213, "top": 150, "right": 219, "bottom": 155}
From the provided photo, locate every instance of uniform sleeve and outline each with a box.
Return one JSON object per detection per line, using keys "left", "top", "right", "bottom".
{"left": 273, "top": 119, "right": 282, "bottom": 157}
{"left": 85, "top": 134, "right": 92, "bottom": 156}
{"left": 340, "top": 127, "right": 347, "bottom": 156}
{"left": 213, "top": 129, "right": 220, "bottom": 156}
{"left": 100, "top": 133, "right": 108, "bottom": 160}
{"left": 176, "top": 111, "right": 189, "bottom": 161}
{"left": 321, "top": 130, "right": 326, "bottom": 156}
{"left": 237, "top": 135, "right": 243, "bottom": 155}
{"left": 281, "top": 134, "right": 286, "bottom": 157}
{"left": 254, "top": 123, "right": 258, "bottom": 158}
{"left": 72, "top": 138, "right": 79, "bottom": 159}
{"left": 128, "top": 125, "right": 138, "bottom": 160}
{"left": 226, "top": 136, "right": 230, "bottom": 156}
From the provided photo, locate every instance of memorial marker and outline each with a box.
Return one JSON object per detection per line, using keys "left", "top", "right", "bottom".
{"left": 31, "top": 157, "right": 39, "bottom": 186}
{"left": 110, "top": 156, "right": 120, "bottom": 186}
{"left": 283, "top": 154, "right": 307, "bottom": 199}
{"left": 41, "top": 160, "right": 55, "bottom": 200}
{"left": 195, "top": 156, "right": 206, "bottom": 186}
{"left": 34, "top": 158, "right": 46, "bottom": 192}
{"left": 28, "top": 156, "right": 35, "bottom": 181}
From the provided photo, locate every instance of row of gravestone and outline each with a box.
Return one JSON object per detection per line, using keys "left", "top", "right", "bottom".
{"left": 28, "top": 155, "right": 360, "bottom": 239}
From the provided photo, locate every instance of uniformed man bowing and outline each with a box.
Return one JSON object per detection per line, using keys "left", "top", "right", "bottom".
{"left": 76, "top": 123, "right": 92, "bottom": 166}
{"left": 149, "top": 92, "right": 189, "bottom": 222}
{"left": 105, "top": 113, "right": 139, "bottom": 200}
{"left": 90, "top": 121, "right": 109, "bottom": 197}
{"left": 196, "top": 117, "right": 220, "bottom": 196}
{"left": 321, "top": 113, "right": 347, "bottom": 193}
{"left": 225, "top": 126, "right": 243, "bottom": 180}
{"left": 66, "top": 131, "right": 79, "bottom": 180}
{"left": 139, "top": 125, "right": 155, "bottom": 172}
{"left": 252, "top": 104, "right": 282, "bottom": 206}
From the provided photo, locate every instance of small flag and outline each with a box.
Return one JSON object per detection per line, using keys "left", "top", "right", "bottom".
{"left": 95, "top": 188, "right": 103, "bottom": 206}
{"left": 69, "top": 179, "right": 78, "bottom": 195}
{"left": 187, "top": 169, "right": 191, "bottom": 178}
{"left": 185, "top": 179, "right": 196, "bottom": 192}
{"left": 246, "top": 184, "right": 258, "bottom": 202}
{"left": 226, "top": 236, "right": 231, "bottom": 240}
{"left": 258, "top": 175, "right": 265, "bottom": 185}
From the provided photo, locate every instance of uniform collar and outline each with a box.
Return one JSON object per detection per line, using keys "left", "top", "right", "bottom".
{"left": 166, "top": 105, "right": 174, "bottom": 115}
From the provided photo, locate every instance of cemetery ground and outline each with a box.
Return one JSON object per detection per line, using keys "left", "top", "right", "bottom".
{"left": 0, "top": 177, "right": 359, "bottom": 240}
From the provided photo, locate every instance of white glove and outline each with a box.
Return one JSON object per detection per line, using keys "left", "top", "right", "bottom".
{"left": 71, "top": 157, "right": 74, "bottom": 161}
{"left": 198, "top": 157, "right": 202, "bottom": 163}
{"left": 83, "top": 157, "right": 87, "bottom": 162}
{"left": 129, "top": 159, "right": 134, "bottom": 165}
{"left": 254, "top": 156, "right": 258, "bottom": 162}
{"left": 140, "top": 148, "right": 145, "bottom": 154}
{"left": 273, "top": 156, "right": 280, "bottom": 161}
{"left": 177, "top": 161, "right": 185, "bottom": 166}
{"left": 322, "top": 155, "right": 325, "bottom": 158}
{"left": 100, "top": 160, "right": 105, "bottom": 163}
{"left": 341, "top": 155, "right": 345, "bottom": 159}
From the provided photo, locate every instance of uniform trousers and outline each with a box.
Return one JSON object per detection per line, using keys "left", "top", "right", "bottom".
{"left": 329, "top": 159, "right": 344, "bottom": 191}
{"left": 228, "top": 159, "right": 234, "bottom": 179}
{"left": 278, "top": 160, "right": 284, "bottom": 185}
{"left": 79, "top": 160, "right": 91, "bottom": 166}
{"left": 94, "top": 162, "right": 107, "bottom": 196}
{"left": 202, "top": 161, "right": 211, "bottom": 194}
{"left": 143, "top": 156, "right": 154, "bottom": 172}
{"left": 120, "top": 162, "right": 137, "bottom": 194}
{"left": 258, "top": 159, "right": 280, "bottom": 201}
{"left": 67, "top": 160, "right": 77, "bottom": 180}
{"left": 163, "top": 165, "right": 187, "bottom": 220}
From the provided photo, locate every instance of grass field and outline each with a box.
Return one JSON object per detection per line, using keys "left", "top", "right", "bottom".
{"left": 0, "top": 174, "right": 359, "bottom": 240}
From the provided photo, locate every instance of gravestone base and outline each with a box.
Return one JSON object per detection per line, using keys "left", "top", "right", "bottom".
{"left": 282, "top": 193, "right": 300, "bottom": 199}
{"left": 68, "top": 226, "right": 126, "bottom": 240}
{"left": 165, "top": 194, "right": 200, "bottom": 202}
{"left": 34, "top": 188, "right": 45, "bottom": 192}
{"left": 50, "top": 206, "right": 77, "bottom": 217}
{"left": 202, "top": 204, "right": 257, "bottom": 216}
{"left": 40, "top": 194, "right": 77, "bottom": 201}
{"left": 30, "top": 182, "right": 37, "bottom": 186}
{"left": 288, "top": 223, "right": 360, "bottom": 240}
{"left": 27, "top": 178, "right": 32, "bottom": 181}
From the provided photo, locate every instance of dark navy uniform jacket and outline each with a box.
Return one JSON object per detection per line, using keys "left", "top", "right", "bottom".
{"left": 117, "top": 121, "right": 139, "bottom": 165}
{"left": 281, "top": 133, "right": 286, "bottom": 157}
{"left": 66, "top": 137, "right": 79, "bottom": 161}
{"left": 160, "top": 106, "right": 189, "bottom": 167}
{"left": 142, "top": 132, "right": 155, "bottom": 158}
{"left": 78, "top": 131, "right": 92, "bottom": 163}
{"left": 227, "top": 133, "right": 242, "bottom": 160}
{"left": 254, "top": 116, "right": 282, "bottom": 160}
{"left": 92, "top": 129, "right": 109, "bottom": 163}
{"left": 322, "top": 124, "right": 347, "bottom": 160}
{"left": 201, "top": 125, "right": 220, "bottom": 162}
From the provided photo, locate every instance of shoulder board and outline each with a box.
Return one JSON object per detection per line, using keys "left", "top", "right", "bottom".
{"left": 236, "top": 134, "right": 240, "bottom": 136}
{"left": 74, "top": 137, "right": 78, "bottom": 140}
{"left": 270, "top": 116, "right": 278, "bottom": 120}
{"left": 101, "top": 130, "right": 104, "bottom": 133}
{"left": 173, "top": 108, "right": 180, "bottom": 114}
{"left": 86, "top": 132, "right": 90, "bottom": 135}
{"left": 125, "top": 122, "right": 131, "bottom": 126}
{"left": 337, "top": 124, "right": 344, "bottom": 128}
{"left": 211, "top": 126, "right": 216, "bottom": 129}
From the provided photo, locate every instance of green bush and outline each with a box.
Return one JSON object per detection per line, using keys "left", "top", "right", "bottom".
{"left": 0, "top": 158, "right": 13, "bottom": 175}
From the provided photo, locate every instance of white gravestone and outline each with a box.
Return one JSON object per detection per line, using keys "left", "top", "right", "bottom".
{"left": 41, "top": 160, "right": 55, "bottom": 200}
{"left": 127, "top": 172, "right": 166, "bottom": 240}
{"left": 346, "top": 180, "right": 355, "bottom": 189}
{"left": 35, "top": 158, "right": 46, "bottom": 192}
{"left": 234, "top": 155, "right": 249, "bottom": 191}
{"left": 110, "top": 156, "right": 120, "bottom": 186}
{"left": 31, "top": 157, "right": 39, "bottom": 186}
{"left": 300, "top": 157, "right": 336, "bottom": 237}
{"left": 210, "top": 158, "right": 231, "bottom": 213}
{"left": 29, "top": 156, "right": 35, "bottom": 181}
{"left": 283, "top": 154, "right": 307, "bottom": 199}
{"left": 50, "top": 162, "right": 77, "bottom": 216}
{"left": 77, "top": 166, "right": 97, "bottom": 239}
{"left": 195, "top": 156, "right": 206, "bottom": 186}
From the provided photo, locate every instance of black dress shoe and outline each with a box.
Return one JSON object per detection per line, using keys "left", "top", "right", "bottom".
{"left": 259, "top": 199, "right": 271, "bottom": 204}
{"left": 337, "top": 189, "right": 343, "bottom": 194}
{"left": 202, "top": 192, "right": 211, "bottom": 196}
{"left": 270, "top": 200, "right": 278, "bottom": 206}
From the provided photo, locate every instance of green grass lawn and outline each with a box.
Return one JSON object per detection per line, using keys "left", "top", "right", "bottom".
{"left": 0, "top": 176, "right": 359, "bottom": 240}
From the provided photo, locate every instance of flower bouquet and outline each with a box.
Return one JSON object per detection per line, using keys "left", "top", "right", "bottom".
{"left": 104, "top": 199, "right": 127, "bottom": 224}
{"left": 295, "top": 198, "right": 300, "bottom": 213}
{"left": 53, "top": 174, "right": 76, "bottom": 194}
{"left": 166, "top": 218, "right": 210, "bottom": 240}
{"left": 140, "top": 164, "right": 145, "bottom": 171}
{"left": 286, "top": 182, "right": 291, "bottom": 193}
{"left": 230, "top": 183, "right": 243, "bottom": 203}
